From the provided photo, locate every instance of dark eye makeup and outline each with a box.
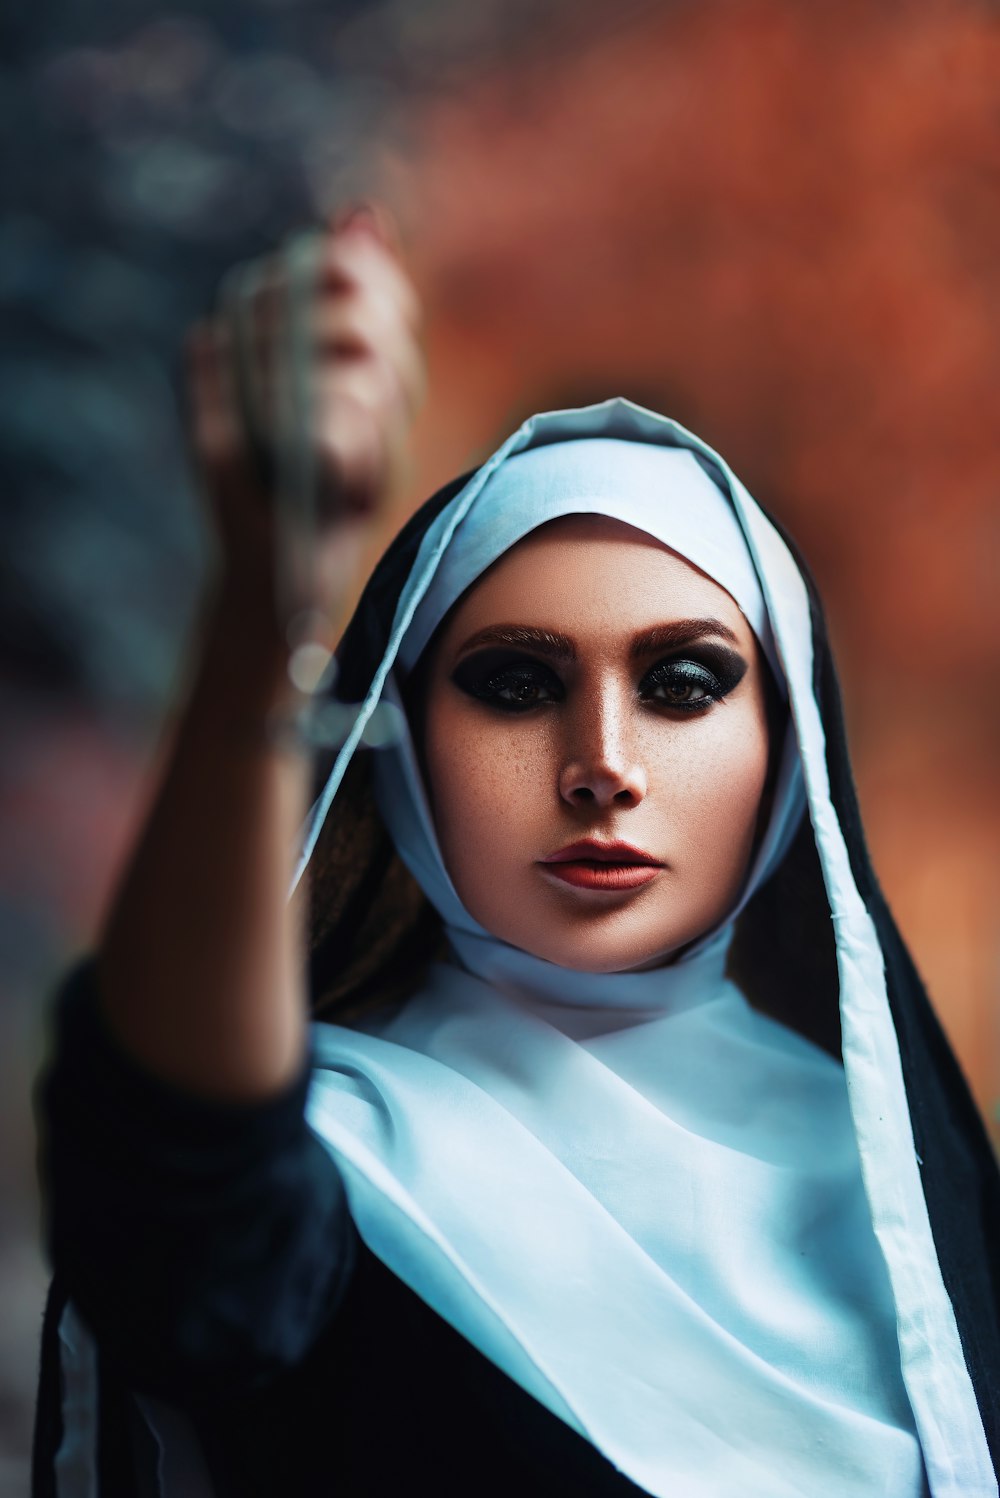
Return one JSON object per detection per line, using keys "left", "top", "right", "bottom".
{"left": 450, "top": 653, "right": 562, "bottom": 711}
{"left": 450, "top": 644, "right": 748, "bottom": 716}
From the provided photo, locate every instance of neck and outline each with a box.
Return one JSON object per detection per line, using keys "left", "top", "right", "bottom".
{"left": 446, "top": 924, "right": 734, "bottom": 1017}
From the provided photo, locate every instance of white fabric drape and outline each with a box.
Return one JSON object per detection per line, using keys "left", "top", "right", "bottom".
{"left": 296, "top": 402, "right": 993, "bottom": 1495}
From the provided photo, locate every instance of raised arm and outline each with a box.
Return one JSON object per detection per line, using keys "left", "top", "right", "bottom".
{"left": 97, "top": 207, "right": 424, "bottom": 1102}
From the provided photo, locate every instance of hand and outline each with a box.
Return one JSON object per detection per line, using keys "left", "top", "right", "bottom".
{"left": 185, "top": 205, "right": 425, "bottom": 638}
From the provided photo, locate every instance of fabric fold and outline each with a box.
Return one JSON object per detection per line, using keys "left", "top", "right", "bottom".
{"left": 295, "top": 398, "right": 992, "bottom": 1494}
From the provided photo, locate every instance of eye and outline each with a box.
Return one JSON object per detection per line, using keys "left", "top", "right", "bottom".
{"left": 641, "top": 652, "right": 745, "bottom": 712}
{"left": 452, "top": 653, "right": 563, "bottom": 713}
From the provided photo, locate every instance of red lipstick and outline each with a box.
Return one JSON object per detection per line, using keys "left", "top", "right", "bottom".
{"left": 539, "top": 840, "right": 664, "bottom": 891}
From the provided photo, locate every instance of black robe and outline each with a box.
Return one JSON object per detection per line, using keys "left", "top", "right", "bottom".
{"left": 33, "top": 468, "right": 1000, "bottom": 1495}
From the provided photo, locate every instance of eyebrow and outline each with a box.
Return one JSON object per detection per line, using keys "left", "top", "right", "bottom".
{"left": 454, "top": 618, "right": 742, "bottom": 663}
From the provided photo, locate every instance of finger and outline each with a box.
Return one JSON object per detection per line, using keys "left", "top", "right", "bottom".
{"left": 308, "top": 340, "right": 418, "bottom": 515}
{"left": 184, "top": 319, "right": 264, "bottom": 510}
{"left": 312, "top": 388, "right": 390, "bottom": 517}
{"left": 311, "top": 352, "right": 399, "bottom": 428}
{"left": 185, "top": 321, "right": 237, "bottom": 471}
{"left": 316, "top": 233, "right": 422, "bottom": 332}
{"left": 226, "top": 257, "right": 286, "bottom": 434}
{"left": 237, "top": 232, "right": 421, "bottom": 403}
{"left": 314, "top": 293, "right": 425, "bottom": 432}
{"left": 237, "top": 251, "right": 421, "bottom": 435}
{"left": 311, "top": 304, "right": 423, "bottom": 397}
{"left": 247, "top": 287, "right": 424, "bottom": 432}
{"left": 331, "top": 199, "right": 404, "bottom": 259}
{"left": 229, "top": 227, "right": 420, "bottom": 358}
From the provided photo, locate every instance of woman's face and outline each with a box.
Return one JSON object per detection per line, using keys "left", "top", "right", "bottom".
{"left": 418, "top": 514, "right": 773, "bottom": 972}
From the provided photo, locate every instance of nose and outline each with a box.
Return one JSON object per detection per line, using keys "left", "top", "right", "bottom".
{"left": 558, "top": 683, "right": 648, "bottom": 810}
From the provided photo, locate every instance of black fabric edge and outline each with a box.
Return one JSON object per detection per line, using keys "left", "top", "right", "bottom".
{"left": 32, "top": 1278, "right": 67, "bottom": 1498}
{"left": 319, "top": 445, "right": 1000, "bottom": 1461}
{"left": 772, "top": 515, "right": 1000, "bottom": 1465}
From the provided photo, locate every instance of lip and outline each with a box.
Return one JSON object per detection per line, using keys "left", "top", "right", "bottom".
{"left": 538, "top": 840, "right": 664, "bottom": 892}
{"left": 540, "top": 863, "right": 662, "bottom": 891}
{"left": 541, "top": 840, "right": 662, "bottom": 866}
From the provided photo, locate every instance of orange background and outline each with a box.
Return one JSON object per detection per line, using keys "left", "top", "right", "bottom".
{"left": 378, "top": 0, "right": 999, "bottom": 1145}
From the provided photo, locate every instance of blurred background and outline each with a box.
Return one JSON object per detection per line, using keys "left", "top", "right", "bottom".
{"left": 3, "top": 0, "right": 998, "bottom": 1485}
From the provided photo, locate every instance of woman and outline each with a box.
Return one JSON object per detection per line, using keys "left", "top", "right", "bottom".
{"left": 34, "top": 215, "right": 998, "bottom": 1496}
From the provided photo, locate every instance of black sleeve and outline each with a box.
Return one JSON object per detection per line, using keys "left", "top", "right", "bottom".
{"left": 36, "top": 960, "right": 357, "bottom": 1407}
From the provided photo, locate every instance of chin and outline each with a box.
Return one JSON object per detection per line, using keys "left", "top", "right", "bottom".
{"left": 512, "top": 929, "right": 690, "bottom": 974}
{"left": 468, "top": 888, "right": 718, "bottom": 973}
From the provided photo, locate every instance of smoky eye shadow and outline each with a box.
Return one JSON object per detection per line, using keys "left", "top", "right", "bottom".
{"left": 451, "top": 642, "right": 749, "bottom": 700}
{"left": 640, "top": 642, "right": 746, "bottom": 689}
{"left": 451, "top": 649, "right": 561, "bottom": 695}
{"left": 688, "top": 645, "right": 748, "bottom": 694}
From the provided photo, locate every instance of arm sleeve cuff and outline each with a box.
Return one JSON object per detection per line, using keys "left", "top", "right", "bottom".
{"left": 37, "top": 959, "right": 356, "bottom": 1404}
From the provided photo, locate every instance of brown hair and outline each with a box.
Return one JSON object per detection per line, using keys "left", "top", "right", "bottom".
{"left": 307, "top": 749, "right": 445, "bottom": 1026}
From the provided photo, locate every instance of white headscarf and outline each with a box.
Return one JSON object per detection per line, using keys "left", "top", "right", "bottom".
{"left": 295, "top": 401, "right": 991, "bottom": 1498}
{"left": 374, "top": 435, "right": 802, "bottom": 968}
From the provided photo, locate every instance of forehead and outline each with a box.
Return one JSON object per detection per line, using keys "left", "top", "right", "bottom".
{"left": 436, "top": 514, "right": 752, "bottom": 644}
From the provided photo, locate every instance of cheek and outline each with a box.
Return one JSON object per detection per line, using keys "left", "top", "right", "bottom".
{"left": 427, "top": 701, "right": 768, "bottom": 851}
{"left": 661, "top": 709, "right": 771, "bottom": 868}
{"left": 423, "top": 709, "right": 541, "bottom": 864}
